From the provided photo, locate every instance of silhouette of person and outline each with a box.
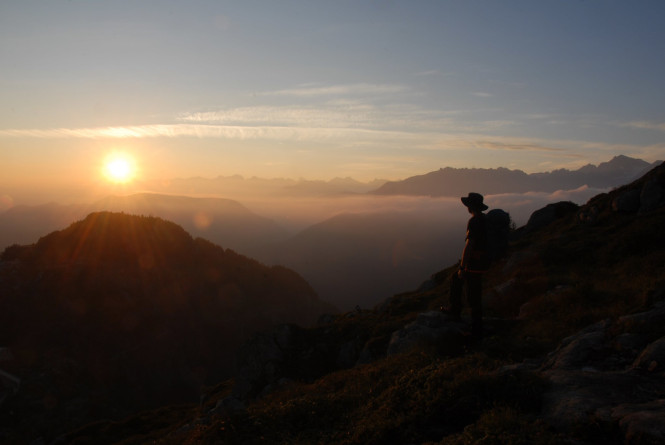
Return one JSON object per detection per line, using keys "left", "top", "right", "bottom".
{"left": 448, "top": 192, "right": 488, "bottom": 338}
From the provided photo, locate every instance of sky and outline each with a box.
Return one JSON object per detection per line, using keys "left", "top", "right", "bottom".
{"left": 1, "top": 0, "right": 665, "bottom": 205}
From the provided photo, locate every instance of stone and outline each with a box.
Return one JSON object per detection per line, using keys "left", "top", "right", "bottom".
{"left": 387, "top": 311, "right": 467, "bottom": 356}
{"left": 524, "top": 201, "right": 578, "bottom": 233}
{"left": 612, "top": 400, "right": 665, "bottom": 445}
{"left": 632, "top": 336, "right": 665, "bottom": 372}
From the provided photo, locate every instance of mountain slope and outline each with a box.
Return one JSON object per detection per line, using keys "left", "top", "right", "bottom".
{"left": 273, "top": 210, "right": 466, "bottom": 310}
{"left": 77, "top": 161, "right": 665, "bottom": 444}
{"left": 0, "top": 212, "right": 333, "bottom": 442}
{"left": 0, "top": 193, "right": 290, "bottom": 257}
{"left": 372, "top": 155, "right": 658, "bottom": 197}
{"left": 91, "top": 193, "right": 290, "bottom": 257}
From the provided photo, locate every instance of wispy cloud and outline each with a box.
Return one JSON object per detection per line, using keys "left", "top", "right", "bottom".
{"left": 261, "top": 83, "right": 410, "bottom": 97}
{"left": 178, "top": 104, "right": 456, "bottom": 132}
{"left": 621, "top": 121, "right": 665, "bottom": 132}
{"left": 0, "top": 122, "right": 644, "bottom": 163}
{"left": 476, "top": 141, "right": 565, "bottom": 152}
{"left": 0, "top": 124, "right": 421, "bottom": 143}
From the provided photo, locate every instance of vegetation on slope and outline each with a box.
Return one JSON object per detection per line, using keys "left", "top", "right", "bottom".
{"left": 4, "top": 163, "right": 664, "bottom": 444}
{"left": 0, "top": 212, "right": 332, "bottom": 442}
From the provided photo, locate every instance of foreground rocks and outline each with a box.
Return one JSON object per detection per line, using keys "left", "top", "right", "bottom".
{"left": 536, "top": 300, "right": 665, "bottom": 443}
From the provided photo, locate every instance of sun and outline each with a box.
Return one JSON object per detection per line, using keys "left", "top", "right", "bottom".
{"left": 103, "top": 153, "right": 136, "bottom": 184}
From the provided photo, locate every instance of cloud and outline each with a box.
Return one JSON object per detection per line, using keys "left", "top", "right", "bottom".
{"left": 471, "top": 92, "right": 493, "bottom": 98}
{"left": 487, "top": 185, "right": 605, "bottom": 226}
{"left": 476, "top": 140, "right": 566, "bottom": 152}
{"left": 0, "top": 123, "right": 420, "bottom": 143}
{"left": 262, "top": 83, "right": 410, "bottom": 97}
{"left": 621, "top": 121, "right": 665, "bottom": 132}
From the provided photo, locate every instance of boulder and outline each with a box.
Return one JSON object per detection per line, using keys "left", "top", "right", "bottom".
{"left": 542, "top": 320, "right": 610, "bottom": 370}
{"left": 632, "top": 336, "right": 665, "bottom": 372}
{"left": 524, "top": 201, "right": 578, "bottom": 233}
{"left": 538, "top": 302, "right": 665, "bottom": 442}
{"left": 612, "top": 400, "right": 665, "bottom": 444}
{"left": 387, "top": 311, "right": 468, "bottom": 356}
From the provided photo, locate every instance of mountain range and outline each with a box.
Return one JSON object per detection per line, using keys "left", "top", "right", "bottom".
{"left": 0, "top": 155, "right": 660, "bottom": 313}
{"left": 144, "top": 175, "right": 387, "bottom": 198}
{"left": 2, "top": 156, "right": 664, "bottom": 444}
{"left": 372, "top": 155, "right": 660, "bottom": 196}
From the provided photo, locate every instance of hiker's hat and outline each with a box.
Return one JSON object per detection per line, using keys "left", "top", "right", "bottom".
{"left": 461, "top": 192, "right": 488, "bottom": 211}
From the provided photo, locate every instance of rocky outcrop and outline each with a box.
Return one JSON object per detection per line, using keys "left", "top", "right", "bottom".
{"left": 538, "top": 300, "right": 665, "bottom": 443}
{"left": 523, "top": 201, "right": 578, "bottom": 233}
{"left": 232, "top": 316, "right": 389, "bottom": 400}
{"left": 582, "top": 161, "right": 665, "bottom": 222}
{"left": 387, "top": 311, "right": 468, "bottom": 356}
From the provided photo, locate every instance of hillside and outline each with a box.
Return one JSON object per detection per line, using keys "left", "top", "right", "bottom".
{"left": 372, "top": 155, "right": 659, "bottom": 197}
{"left": 48, "top": 161, "right": 665, "bottom": 444}
{"left": 0, "top": 193, "right": 290, "bottom": 256}
{"left": 93, "top": 193, "right": 290, "bottom": 258}
{"left": 272, "top": 210, "right": 465, "bottom": 310}
{"left": 0, "top": 212, "right": 333, "bottom": 442}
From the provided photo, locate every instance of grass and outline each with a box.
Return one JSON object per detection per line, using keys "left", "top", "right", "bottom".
{"left": 166, "top": 350, "right": 552, "bottom": 445}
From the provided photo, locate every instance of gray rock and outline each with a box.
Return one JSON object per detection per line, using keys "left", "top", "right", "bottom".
{"left": 632, "top": 336, "right": 665, "bottom": 372}
{"left": 612, "top": 399, "right": 665, "bottom": 445}
{"left": 543, "top": 319, "right": 610, "bottom": 370}
{"left": 387, "top": 311, "right": 467, "bottom": 356}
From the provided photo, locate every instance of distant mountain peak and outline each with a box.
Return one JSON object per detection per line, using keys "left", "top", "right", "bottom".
{"left": 371, "top": 155, "right": 655, "bottom": 197}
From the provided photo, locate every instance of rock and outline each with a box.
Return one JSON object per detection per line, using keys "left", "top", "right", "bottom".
{"left": 612, "top": 400, "right": 665, "bottom": 445}
{"left": 524, "top": 201, "right": 578, "bottom": 233}
{"left": 317, "top": 313, "right": 337, "bottom": 325}
{"left": 337, "top": 338, "right": 363, "bottom": 369}
{"left": 617, "top": 302, "right": 665, "bottom": 333}
{"left": 387, "top": 311, "right": 467, "bottom": 356}
{"left": 233, "top": 324, "right": 301, "bottom": 399}
{"left": 212, "top": 396, "right": 246, "bottom": 414}
{"left": 632, "top": 336, "right": 665, "bottom": 372}
{"left": 542, "top": 320, "right": 610, "bottom": 370}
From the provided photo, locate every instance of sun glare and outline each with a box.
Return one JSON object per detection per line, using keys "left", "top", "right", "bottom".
{"left": 103, "top": 153, "right": 136, "bottom": 184}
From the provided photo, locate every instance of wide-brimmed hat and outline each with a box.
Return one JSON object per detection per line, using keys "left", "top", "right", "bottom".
{"left": 461, "top": 192, "right": 488, "bottom": 211}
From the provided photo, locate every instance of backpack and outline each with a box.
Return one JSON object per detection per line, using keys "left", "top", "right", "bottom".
{"left": 483, "top": 208, "right": 511, "bottom": 267}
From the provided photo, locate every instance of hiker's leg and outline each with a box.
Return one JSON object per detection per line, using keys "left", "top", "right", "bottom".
{"left": 448, "top": 271, "right": 463, "bottom": 320}
{"left": 467, "top": 273, "right": 483, "bottom": 337}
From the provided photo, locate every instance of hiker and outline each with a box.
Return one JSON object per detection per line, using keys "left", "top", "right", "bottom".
{"left": 448, "top": 192, "right": 488, "bottom": 338}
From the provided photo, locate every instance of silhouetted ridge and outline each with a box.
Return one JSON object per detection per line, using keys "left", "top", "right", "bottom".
{"left": 371, "top": 154, "right": 658, "bottom": 196}
{"left": 0, "top": 212, "right": 332, "bottom": 440}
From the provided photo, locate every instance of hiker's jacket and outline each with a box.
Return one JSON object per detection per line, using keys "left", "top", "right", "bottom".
{"left": 462, "top": 213, "right": 488, "bottom": 273}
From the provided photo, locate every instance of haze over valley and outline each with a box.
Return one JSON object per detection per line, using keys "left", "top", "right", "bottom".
{"left": 1, "top": 155, "right": 656, "bottom": 310}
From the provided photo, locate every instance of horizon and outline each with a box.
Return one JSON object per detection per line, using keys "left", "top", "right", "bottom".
{"left": 2, "top": 1, "right": 665, "bottom": 207}
{"left": 0, "top": 153, "right": 650, "bottom": 211}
